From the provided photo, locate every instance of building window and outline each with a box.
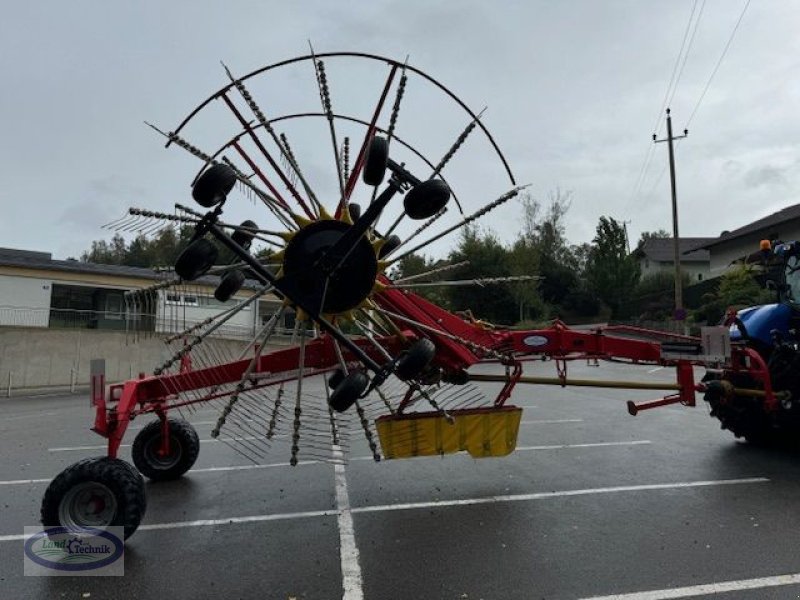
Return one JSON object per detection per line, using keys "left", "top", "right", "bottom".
{"left": 698, "top": 274, "right": 703, "bottom": 281}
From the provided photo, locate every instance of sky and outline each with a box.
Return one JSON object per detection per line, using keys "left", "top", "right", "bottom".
{"left": 2, "top": 0, "right": 799, "bottom": 261}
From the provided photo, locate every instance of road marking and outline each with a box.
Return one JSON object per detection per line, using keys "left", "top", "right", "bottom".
{"left": 647, "top": 367, "right": 665, "bottom": 374}
{"left": 48, "top": 436, "right": 270, "bottom": 452}
{"left": 349, "top": 477, "right": 769, "bottom": 514}
{"left": 520, "top": 419, "right": 584, "bottom": 425}
{"left": 578, "top": 572, "right": 800, "bottom": 599}
{"left": 128, "top": 419, "right": 261, "bottom": 431}
{"left": 0, "top": 477, "right": 51, "bottom": 486}
{"left": 0, "top": 443, "right": 650, "bottom": 486}
{"left": 346, "top": 440, "right": 651, "bottom": 462}
{"left": 514, "top": 440, "right": 651, "bottom": 451}
{"left": 0, "top": 411, "right": 58, "bottom": 422}
{"left": 332, "top": 443, "right": 364, "bottom": 600}
{"left": 0, "top": 477, "right": 768, "bottom": 543}
{"left": 0, "top": 460, "right": 326, "bottom": 487}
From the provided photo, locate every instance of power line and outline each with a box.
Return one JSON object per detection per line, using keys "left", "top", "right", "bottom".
{"left": 651, "top": 0, "right": 700, "bottom": 135}
{"left": 667, "top": 0, "right": 707, "bottom": 109}
{"left": 627, "top": 0, "right": 701, "bottom": 210}
{"left": 686, "top": 0, "right": 752, "bottom": 127}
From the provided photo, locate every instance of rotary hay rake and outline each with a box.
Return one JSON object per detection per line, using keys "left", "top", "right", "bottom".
{"left": 41, "top": 51, "right": 752, "bottom": 541}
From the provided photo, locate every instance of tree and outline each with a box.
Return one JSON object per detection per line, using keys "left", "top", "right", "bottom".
{"left": 586, "top": 216, "right": 641, "bottom": 317}
{"left": 446, "top": 226, "right": 516, "bottom": 324}
{"left": 81, "top": 234, "right": 127, "bottom": 265}
{"left": 693, "top": 265, "right": 773, "bottom": 325}
{"left": 518, "top": 189, "right": 579, "bottom": 309}
{"left": 637, "top": 229, "right": 671, "bottom": 248}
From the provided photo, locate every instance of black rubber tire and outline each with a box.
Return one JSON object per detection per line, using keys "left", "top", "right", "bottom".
{"left": 328, "top": 368, "right": 345, "bottom": 390}
{"left": 363, "top": 136, "right": 389, "bottom": 186}
{"left": 378, "top": 234, "right": 401, "bottom": 259}
{"left": 330, "top": 371, "right": 369, "bottom": 412}
{"left": 41, "top": 457, "right": 146, "bottom": 540}
{"left": 703, "top": 375, "right": 777, "bottom": 445}
{"left": 214, "top": 269, "right": 245, "bottom": 302}
{"left": 232, "top": 220, "right": 258, "bottom": 249}
{"left": 404, "top": 179, "right": 451, "bottom": 220}
{"left": 132, "top": 418, "right": 200, "bottom": 482}
{"left": 175, "top": 238, "right": 219, "bottom": 281}
{"left": 192, "top": 164, "right": 237, "bottom": 207}
{"left": 395, "top": 338, "right": 437, "bottom": 381}
{"left": 347, "top": 203, "right": 362, "bottom": 223}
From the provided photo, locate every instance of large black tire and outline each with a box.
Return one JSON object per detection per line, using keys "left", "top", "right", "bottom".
{"left": 363, "top": 137, "right": 389, "bottom": 186}
{"left": 214, "top": 269, "right": 245, "bottom": 302}
{"left": 175, "top": 238, "right": 219, "bottom": 281}
{"left": 192, "top": 164, "right": 237, "bottom": 207}
{"left": 132, "top": 418, "right": 200, "bottom": 481}
{"left": 395, "top": 338, "right": 436, "bottom": 381}
{"left": 403, "top": 179, "right": 450, "bottom": 220}
{"left": 41, "top": 457, "right": 146, "bottom": 540}
{"left": 703, "top": 375, "right": 777, "bottom": 445}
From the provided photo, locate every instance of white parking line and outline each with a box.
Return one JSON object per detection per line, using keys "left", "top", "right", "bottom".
{"left": 332, "top": 443, "right": 364, "bottom": 600}
{"left": 0, "top": 477, "right": 51, "bottom": 486}
{"left": 520, "top": 419, "right": 584, "bottom": 425}
{"left": 514, "top": 440, "right": 651, "bottom": 451}
{"left": 5, "top": 441, "right": 653, "bottom": 486}
{"left": 349, "top": 477, "right": 769, "bottom": 514}
{"left": 48, "top": 436, "right": 268, "bottom": 452}
{"left": 578, "top": 572, "right": 800, "bottom": 599}
{"left": 0, "top": 476, "right": 767, "bottom": 543}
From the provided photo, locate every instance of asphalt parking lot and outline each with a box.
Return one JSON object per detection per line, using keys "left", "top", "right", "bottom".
{"left": 3, "top": 360, "right": 800, "bottom": 599}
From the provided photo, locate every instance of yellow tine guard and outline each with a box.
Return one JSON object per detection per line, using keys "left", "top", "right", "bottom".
{"left": 375, "top": 406, "right": 523, "bottom": 459}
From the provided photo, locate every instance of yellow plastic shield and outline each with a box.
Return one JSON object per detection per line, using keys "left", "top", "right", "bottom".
{"left": 375, "top": 406, "right": 523, "bottom": 459}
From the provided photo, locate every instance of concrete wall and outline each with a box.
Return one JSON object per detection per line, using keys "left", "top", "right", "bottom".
{"left": 0, "top": 328, "right": 287, "bottom": 395}
{"left": 0, "top": 275, "right": 51, "bottom": 327}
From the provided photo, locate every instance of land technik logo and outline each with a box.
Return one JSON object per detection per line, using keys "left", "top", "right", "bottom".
{"left": 24, "top": 527, "right": 124, "bottom": 576}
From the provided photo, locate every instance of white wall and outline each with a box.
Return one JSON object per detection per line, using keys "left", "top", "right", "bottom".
{"left": 156, "top": 290, "right": 257, "bottom": 339}
{"left": 0, "top": 275, "right": 52, "bottom": 327}
{"left": 638, "top": 259, "right": 710, "bottom": 283}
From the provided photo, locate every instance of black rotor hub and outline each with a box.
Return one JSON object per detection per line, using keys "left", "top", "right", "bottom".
{"left": 282, "top": 220, "right": 378, "bottom": 314}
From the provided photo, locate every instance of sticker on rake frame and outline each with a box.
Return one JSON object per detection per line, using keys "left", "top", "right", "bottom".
{"left": 522, "top": 335, "right": 549, "bottom": 348}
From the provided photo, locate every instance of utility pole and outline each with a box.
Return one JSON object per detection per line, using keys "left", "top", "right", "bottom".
{"left": 653, "top": 108, "right": 688, "bottom": 321}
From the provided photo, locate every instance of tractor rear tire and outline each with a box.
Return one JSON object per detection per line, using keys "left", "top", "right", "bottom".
{"left": 132, "top": 418, "right": 200, "bottom": 481}
{"left": 703, "top": 375, "right": 777, "bottom": 445}
{"left": 41, "top": 457, "right": 146, "bottom": 540}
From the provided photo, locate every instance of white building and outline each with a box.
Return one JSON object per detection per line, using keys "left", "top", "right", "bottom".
{"left": 0, "top": 247, "right": 284, "bottom": 339}
{"left": 695, "top": 204, "right": 800, "bottom": 277}
{"left": 633, "top": 237, "right": 714, "bottom": 283}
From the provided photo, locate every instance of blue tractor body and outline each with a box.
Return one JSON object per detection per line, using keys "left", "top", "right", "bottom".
{"left": 729, "top": 303, "right": 793, "bottom": 346}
